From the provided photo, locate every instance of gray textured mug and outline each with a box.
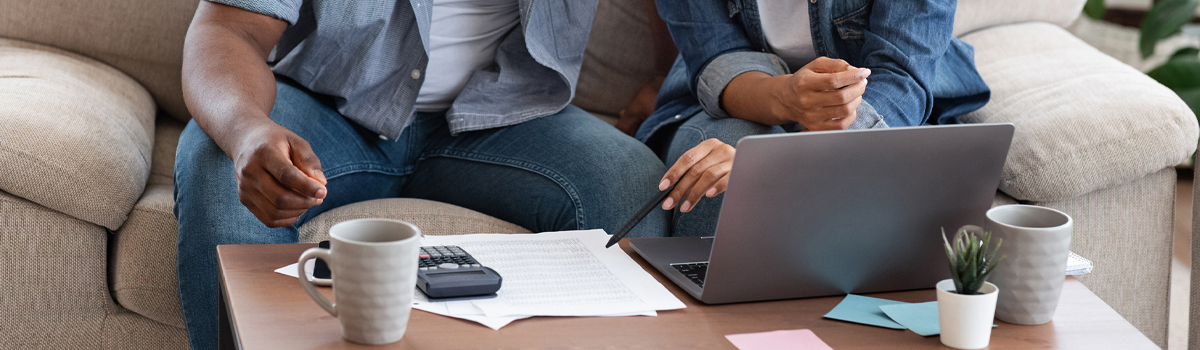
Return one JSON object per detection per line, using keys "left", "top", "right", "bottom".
{"left": 298, "top": 219, "right": 422, "bottom": 345}
{"left": 985, "top": 204, "right": 1073, "bottom": 325}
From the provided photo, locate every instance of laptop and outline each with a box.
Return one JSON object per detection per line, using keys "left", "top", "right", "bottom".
{"left": 630, "top": 123, "right": 1014, "bottom": 304}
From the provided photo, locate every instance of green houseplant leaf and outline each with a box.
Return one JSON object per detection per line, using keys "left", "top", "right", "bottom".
{"left": 1147, "top": 48, "right": 1200, "bottom": 91}
{"left": 1140, "top": 0, "right": 1198, "bottom": 59}
{"left": 942, "top": 226, "right": 1004, "bottom": 295}
{"left": 1084, "top": 0, "right": 1107, "bottom": 20}
{"left": 1174, "top": 87, "right": 1200, "bottom": 122}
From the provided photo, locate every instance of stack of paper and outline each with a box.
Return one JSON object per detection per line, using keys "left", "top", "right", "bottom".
{"left": 1066, "top": 251, "right": 1093, "bottom": 276}
{"left": 276, "top": 230, "right": 685, "bottom": 329}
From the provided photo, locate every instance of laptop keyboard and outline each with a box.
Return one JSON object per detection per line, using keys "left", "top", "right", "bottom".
{"left": 671, "top": 262, "right": 709, "bottom": 288}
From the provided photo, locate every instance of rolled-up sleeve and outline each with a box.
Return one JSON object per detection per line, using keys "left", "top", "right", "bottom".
{"left": 206, "top": 0, "right": 304, "bottom": 24}
{"left": 696, "top": 51, "right": 789, "bottom": 119}
{"left": 657, "top": 0, "right": 791, "bottom": 120}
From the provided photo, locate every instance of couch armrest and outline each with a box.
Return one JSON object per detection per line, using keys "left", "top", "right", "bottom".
{"left": 954, "top": 0, "right": 1085, "bottom": 37}
{"left": 960, "top": 23, "right": 1198, "bottom": 202}
{"left": 0, "top": 38, "right": 155, "bottom": 230}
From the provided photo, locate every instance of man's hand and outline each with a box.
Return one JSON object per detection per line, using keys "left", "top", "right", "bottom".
{"left": 722, "top": 57, "right": 870, "bottom": 131}
{"left": 659, "top": 138, "right": 735, "bottom": 213}
{"left": 184, "top": 2, "right": 303, "bottom": 227}
{"left": 230, "top": 122, "right": 328, "bottom": 227}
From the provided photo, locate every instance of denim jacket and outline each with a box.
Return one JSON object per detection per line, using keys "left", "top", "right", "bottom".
{"left": 209, "top": 0, "right": 597, "bottom": 139}
{"left": 636, "top": 0, "right": 990, "bottom": 142}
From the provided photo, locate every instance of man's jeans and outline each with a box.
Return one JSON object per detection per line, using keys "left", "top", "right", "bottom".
{"left": 174, "top": 80, "right": 669, "bottom": 350}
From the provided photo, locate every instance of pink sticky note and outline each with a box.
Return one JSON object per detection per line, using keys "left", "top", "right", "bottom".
{"left": 724, "top": 329, "right": 834, "bottom": 350}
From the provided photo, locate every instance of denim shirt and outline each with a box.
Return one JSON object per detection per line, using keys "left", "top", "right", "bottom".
{"left": 636, "top": 0, "right": 990, "bottom": 142}
{"left": 209, "top": 0, "right": 597, "bottom": 139}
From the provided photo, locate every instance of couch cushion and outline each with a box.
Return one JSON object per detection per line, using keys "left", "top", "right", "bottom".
{"left": 0, "top": 38, "right": 156, "bottom": 230}
{"left": 151, "top": 116, "right": 187, "bottom": 187}
{"left": 110, "top": 194, "right": 529, "bottom": 328}
{"left": 953, "top": 0, "right": 1084, "bottom": 37}
{"left": 0, "top": 190, "right": 114, "bottom": 348}
{"left": 0, "top": 0, "right": 199, "bottom": 121}
{"left": 959, "top": 23, "right": 1198, "bottom": 202}
{"left": 574, "top": 0, "right": 660, "bottom": 118}
{"left": 111, "top": 185, "right": 182, "bottom": 329}
{"left": 299, "top": 198, "right": 532, "bottom": 242}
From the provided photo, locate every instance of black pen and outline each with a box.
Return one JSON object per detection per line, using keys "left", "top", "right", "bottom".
{"left": 606, "top": 184, "right": 675, "bottom": 248}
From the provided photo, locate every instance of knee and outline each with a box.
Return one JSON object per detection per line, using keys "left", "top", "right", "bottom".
{"left": 174, "top": 121, "right": 234, "bottom": 199}
{"left": 679, "top": 113, "right": 782, "bottom": 148}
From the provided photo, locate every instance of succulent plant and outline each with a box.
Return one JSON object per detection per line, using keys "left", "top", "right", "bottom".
{"left": 942, "top": 225, "right": 1004, "bottom": 295}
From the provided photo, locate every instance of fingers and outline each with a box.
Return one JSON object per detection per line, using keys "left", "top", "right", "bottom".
{"left": 707, "top": 174, "right": 731, "bottom": 198}
{"left": 807, "top": 96, "right": 862, "bottom": 131}
{"left": 804, "top": 79, "right": 867, "bottom": 108}
{"left": 800, "top": 66, "right": 870, "bottom": 91}
{"left": 238, "top": 180, "right": 309, "bottom": 228}
{"left": 683, "top": 150, "right": 734, "bottom": 211}
{"left": 661, "top": 139, "right": 736, "bottom": 213}
{"left": 262, "top": 145, "right": 326, "bottom": 199}
{"left": 660, "top": 138, "right": 721, "bottom": 191}
{"left": 290, "top": 137, "right": 327, "bottom": 187}
{"left": 805, "top": 57, "right": 852, "bottom": 74}
{"left": 251, "top": 168, "right": 323, "bottom": 210}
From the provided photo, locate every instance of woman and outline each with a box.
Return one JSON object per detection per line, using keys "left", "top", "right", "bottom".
{"left": 639, "top": 0, "right": 991, "bottom": 237}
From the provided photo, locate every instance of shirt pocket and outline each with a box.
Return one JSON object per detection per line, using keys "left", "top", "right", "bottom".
{"left": 547, "top": 0, "right": 597, "bottom": 59}
{"left": 831, "top": 2, "right": 871, "bottom": 54}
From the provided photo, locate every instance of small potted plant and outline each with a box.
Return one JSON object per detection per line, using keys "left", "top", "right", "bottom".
{"left": 937, "top": 225, "right": 1003, "bottom": 349}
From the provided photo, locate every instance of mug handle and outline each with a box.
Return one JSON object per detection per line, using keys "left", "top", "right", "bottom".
{"left": 299, "top": 248, "right": 337, "bottom": 316}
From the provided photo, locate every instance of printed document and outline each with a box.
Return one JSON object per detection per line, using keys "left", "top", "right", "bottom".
{"left": 276, "top": 229, "right": 684, "bottom": 329}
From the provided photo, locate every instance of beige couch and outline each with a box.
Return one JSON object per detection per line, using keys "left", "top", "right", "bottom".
{"left": 1, "top": 0, "right": 1195, "bottom": 348}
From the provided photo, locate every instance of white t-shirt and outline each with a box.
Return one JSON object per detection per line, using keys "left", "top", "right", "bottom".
{"left": 757, "top": 0, "right": 817, "bottom": 72}
{"left": 414, "top": 0, "right": 520, "bottom": 112}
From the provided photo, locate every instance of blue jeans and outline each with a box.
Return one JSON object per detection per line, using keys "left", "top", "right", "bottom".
{"left": 174, "top": 81, "right": 669, "bottom": 350}
{"left": 661, "top": 112, "right": 785, "bottom": 237}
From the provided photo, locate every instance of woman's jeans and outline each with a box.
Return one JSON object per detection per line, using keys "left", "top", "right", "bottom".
{"left": 661, "top": 112, "right": 786, "bottom": 237}
{"left": 174, "top": 81, "right": 669, "bottom": 350}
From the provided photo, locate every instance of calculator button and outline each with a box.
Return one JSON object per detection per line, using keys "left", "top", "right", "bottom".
{"left": 419, "top": 267, "right": 428, "bottom": 271}
{"left": 470, "top": 264, "right": 481, "bottom": 268}
{"left": 438, "top": 263, "right": 460, "bottom": 269}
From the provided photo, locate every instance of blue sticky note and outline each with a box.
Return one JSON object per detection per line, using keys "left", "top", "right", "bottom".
{"left": 823, "top": 294, "right": 906, "bottom": 329}
{"left": 879, "top": 301, "right": 940, "bottom": 336}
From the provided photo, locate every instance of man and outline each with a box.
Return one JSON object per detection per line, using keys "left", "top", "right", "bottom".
{"left": 175, "top": 1, "right": 668, "bottom": 348}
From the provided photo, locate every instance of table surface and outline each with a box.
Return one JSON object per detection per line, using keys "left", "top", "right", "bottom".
{"left": 217, "top": 241, "right": 1158, "bottom": 350}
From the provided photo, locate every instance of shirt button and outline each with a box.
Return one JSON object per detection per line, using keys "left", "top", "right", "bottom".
{"left": 379, "top": 135, "right": 389, "bottom": 141}
{"left": 411, "top": 69, "right": 422, "bottom": 80}
{"left": 674, "top": 114, "right": 682, "bottom": 119}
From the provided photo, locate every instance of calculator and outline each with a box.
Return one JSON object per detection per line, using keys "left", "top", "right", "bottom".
{"left": 417, "top": 245, "right": 503, "bottom": 299}
{"left": 313, "top": 242, "right": 503, "bottom": 298}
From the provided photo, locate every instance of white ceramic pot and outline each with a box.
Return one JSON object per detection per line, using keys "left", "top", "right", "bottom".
{"left": 937, "top": 279, "right": 998, "bottom": 350}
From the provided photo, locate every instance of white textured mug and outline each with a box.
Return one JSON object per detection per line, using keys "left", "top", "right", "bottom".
{"left": 298, "top": 218, "right": 422, "bottom": 345}
{"left": 985, "top": 205, "right": 1072, "bottom": 325}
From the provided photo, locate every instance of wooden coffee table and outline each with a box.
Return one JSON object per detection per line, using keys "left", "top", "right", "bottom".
{"left": 216, "top": 241, "right": 1158, "bottom": 349}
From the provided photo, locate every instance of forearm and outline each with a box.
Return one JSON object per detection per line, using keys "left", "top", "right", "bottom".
{"left": 720, "top": 71, "right": 789, "bottom": 126}
{"left": 182, "top": 3, "right": 286, "bottom": 156}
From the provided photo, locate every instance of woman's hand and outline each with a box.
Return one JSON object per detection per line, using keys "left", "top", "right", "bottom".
{"left": 659, "top": 138, "right": 736, "bottom": 213}
{"left": 777, "top": 58, "right": 870, "bottom": 130}
{"left": 722, "top": 57, "right": 870, "bottom": 130}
